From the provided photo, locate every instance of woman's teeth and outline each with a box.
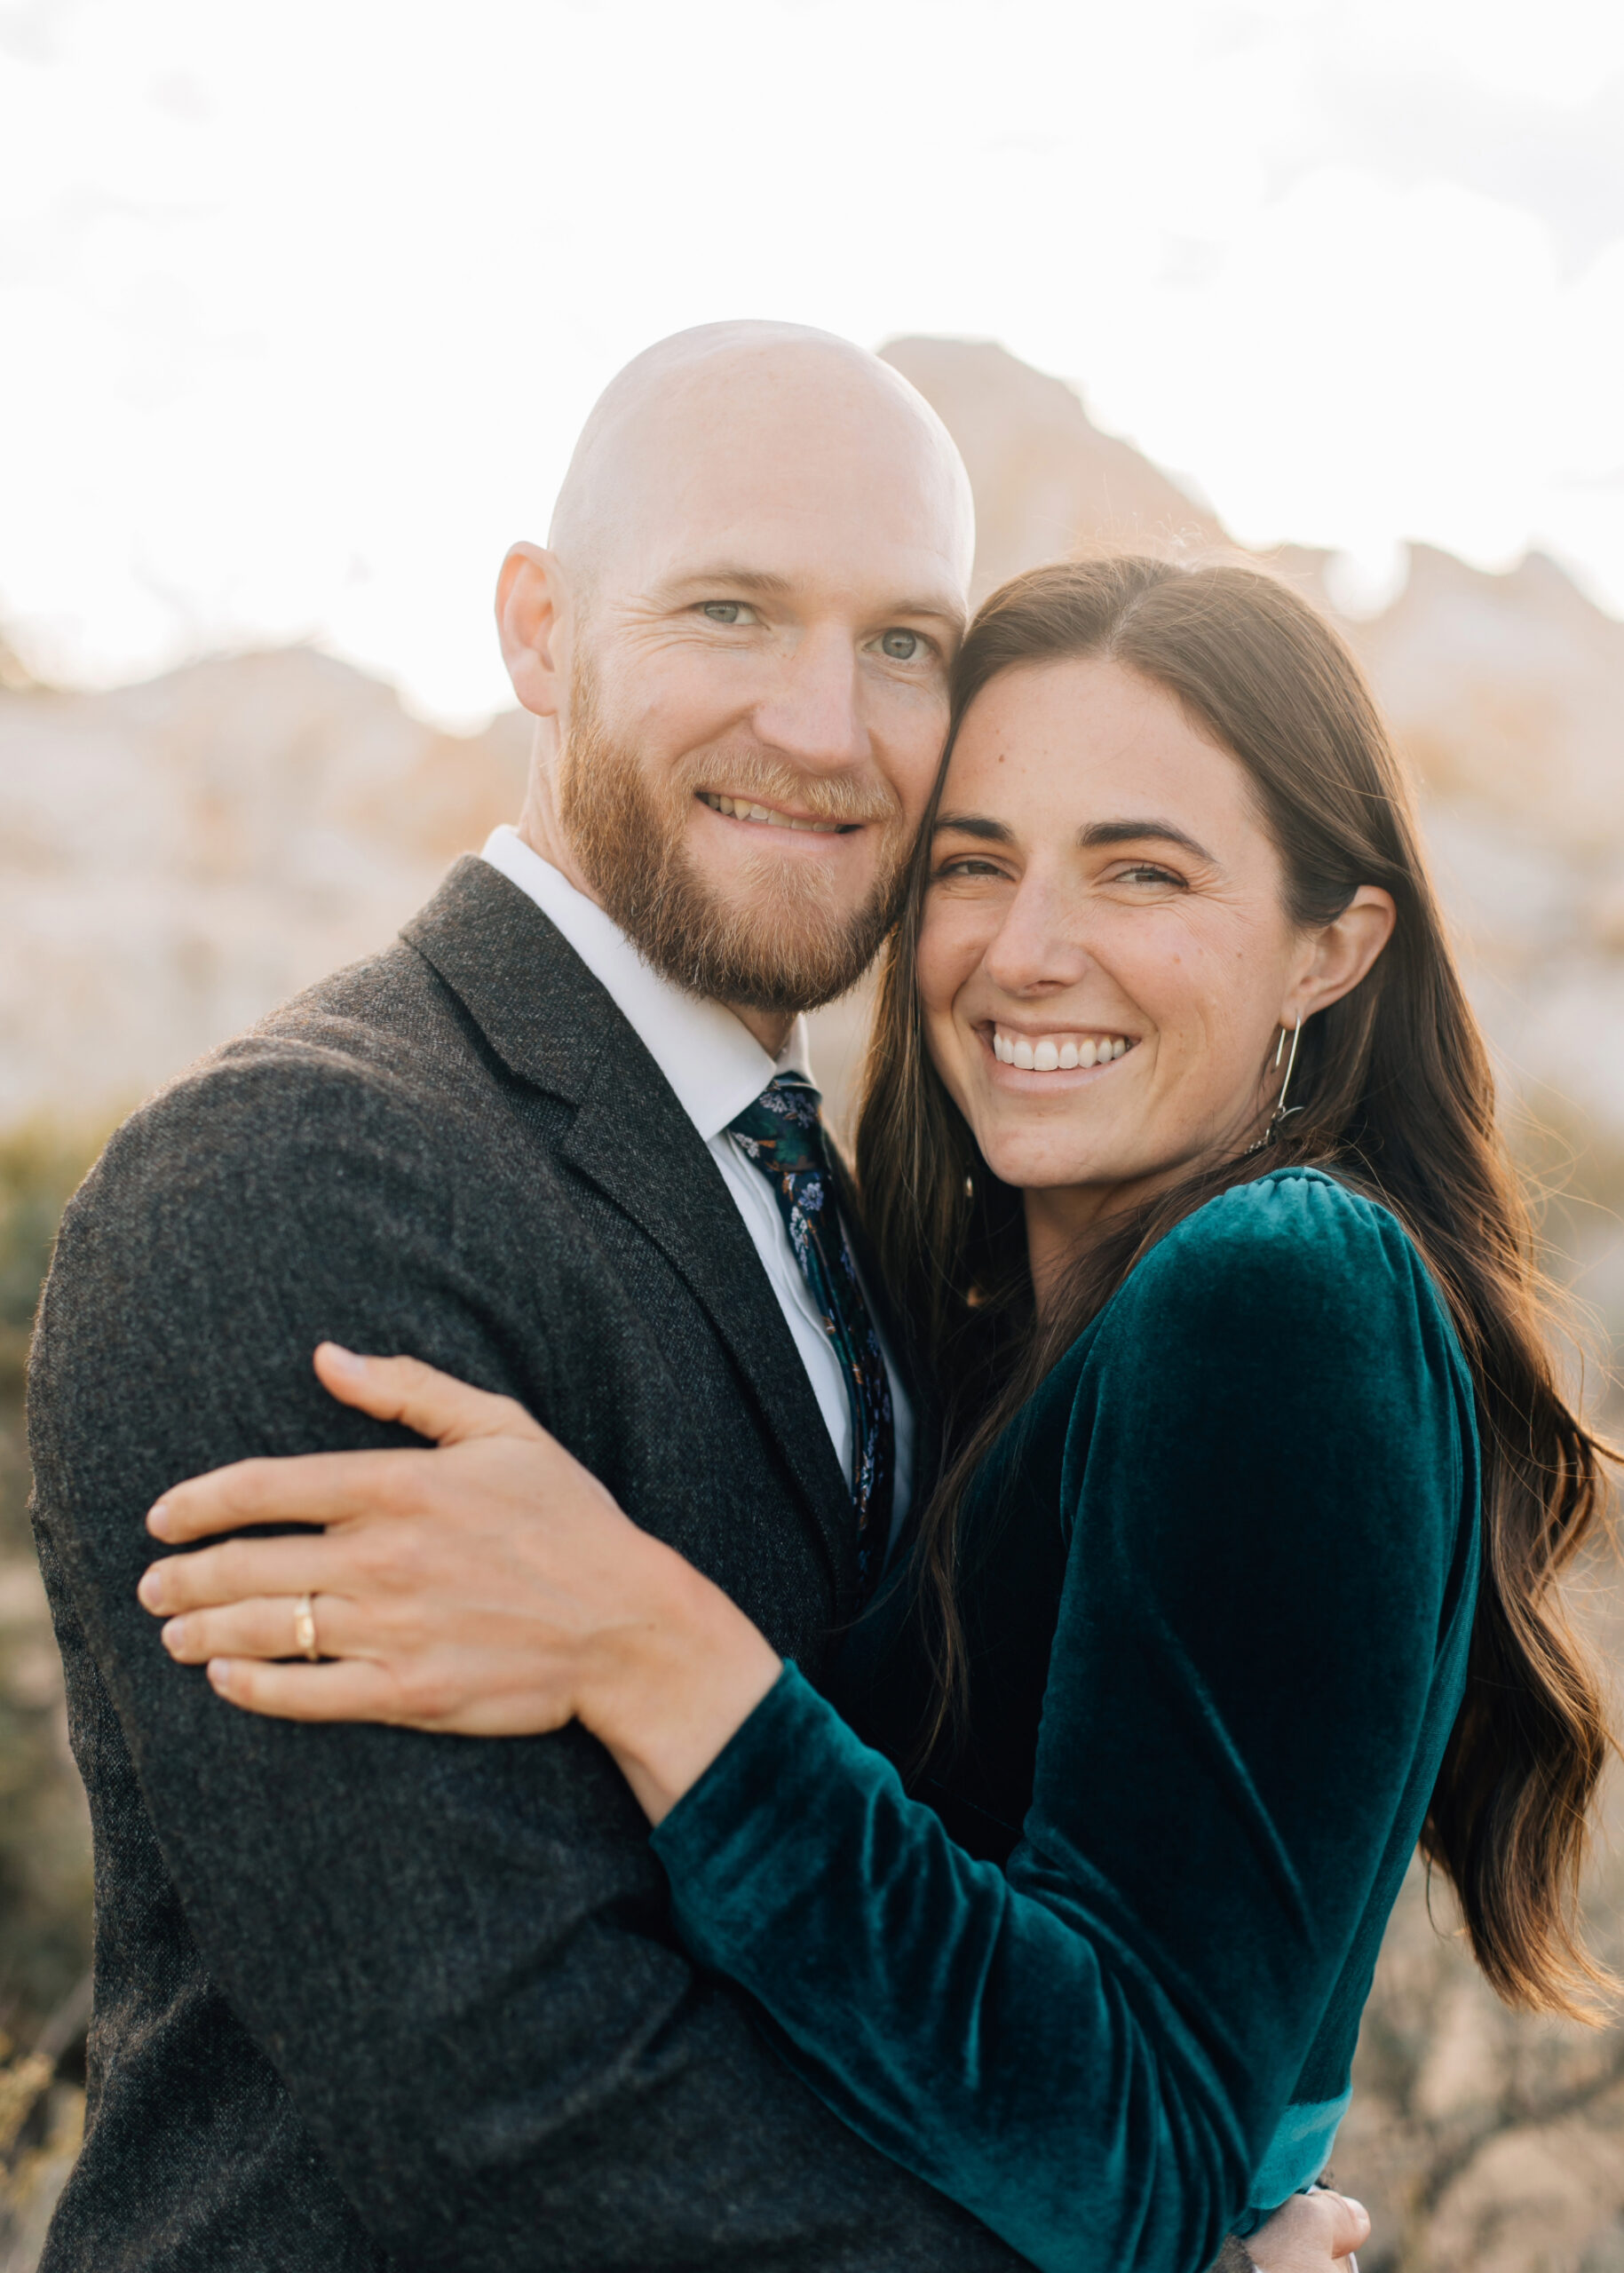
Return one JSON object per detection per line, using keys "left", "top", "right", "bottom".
{"left": 992, "top": 1029, "right": 1134, "bottom": 1072}
{"left": 701, "top": 791, "right": 843, "bottom": 834}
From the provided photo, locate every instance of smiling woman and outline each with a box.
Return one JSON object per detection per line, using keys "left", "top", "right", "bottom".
{"left": 913, "top": 650, "right": 1395, "bottom": 1300}
{"left": 858, "top": 559, "right": 1615, "bottom": 1968}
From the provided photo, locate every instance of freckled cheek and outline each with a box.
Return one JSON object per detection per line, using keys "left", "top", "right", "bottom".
{"left": 915, "top": 909, "right": 988, "bottom": 1105}
{"left": 917, "top": 905, "right": 994, "bottom": 1020}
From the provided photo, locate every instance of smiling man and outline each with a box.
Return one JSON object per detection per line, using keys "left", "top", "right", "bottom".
{"left": 504, "top": 321, "right": 962, "bottom": 1030}
{"left": 30, "top": 324, "right": 1359, "bottom": 2273}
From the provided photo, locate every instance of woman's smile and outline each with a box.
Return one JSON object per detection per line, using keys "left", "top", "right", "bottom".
{"left": 984, "top": 1025, "right": 1138, "bottom": 1074}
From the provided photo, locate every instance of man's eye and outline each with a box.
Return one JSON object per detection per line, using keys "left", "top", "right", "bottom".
{"left": 701, "top": 601, "right": 757, "bottom": 625}
{"left": 875, "top": 628, "right": 930, "bottom": 662}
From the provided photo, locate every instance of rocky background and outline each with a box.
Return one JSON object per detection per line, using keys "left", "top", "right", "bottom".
{"left": 1, "top": 339, "right": 1620, "bottom": 2269}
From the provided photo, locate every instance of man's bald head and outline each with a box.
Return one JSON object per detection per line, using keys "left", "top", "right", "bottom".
{"left": 500, "top": 321, "right": 975, "bottom": 1047}
{"left": 548, "top": 321, "right": 975, "bottom": 598}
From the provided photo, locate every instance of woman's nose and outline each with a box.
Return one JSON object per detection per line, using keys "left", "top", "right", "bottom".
{"left": 981, "top": 875, "right": 1091, "bottom": 996}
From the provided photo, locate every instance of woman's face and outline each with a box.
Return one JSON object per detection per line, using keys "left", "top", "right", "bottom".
{"left": 918, "top": 657, "right": 1336, "bottom": 1245}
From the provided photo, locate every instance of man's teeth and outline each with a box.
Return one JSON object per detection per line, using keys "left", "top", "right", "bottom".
{"left": 701, "top": 791, "right": 843, "bottom": 835}
{"left": 992, "top": 1029, "right": 1134, "bottom": 1071}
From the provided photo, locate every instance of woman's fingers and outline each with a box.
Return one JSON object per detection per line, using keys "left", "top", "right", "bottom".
{"left": 205, "top": 1655, "right": 408, "bottom": 1724}
{"left": 1248, "top": 2189, "right": 1371, "bottom": 2273}
{"left": 147, "top": 1446, "right": 440, "bottom": 1543}
{"left": 314, "top": 1345, "right": 546, "bottom": 1447}
{"left": 160, "top": 1593, "right": 360, "bottom": 1667}
{"left": 146, "top": 1354, "right": 556, "bottom": 1546}
{"left": 139, "top": 1534, "right": 338, "bottom": 1616}
{"left": 203, "top": 1643, "right": 575, "bottom": 1735}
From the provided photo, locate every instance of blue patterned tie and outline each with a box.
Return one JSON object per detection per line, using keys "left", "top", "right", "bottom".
{"left": 728, "top": 1074, "right": 893, "bottom": 1605}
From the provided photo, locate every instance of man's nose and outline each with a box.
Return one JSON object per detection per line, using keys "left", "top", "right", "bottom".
{"left": 750, "top": 626, "right": 867, "bottom": 772}
{"left": 982, "top": 874, "right": 1091, "bottom": 995}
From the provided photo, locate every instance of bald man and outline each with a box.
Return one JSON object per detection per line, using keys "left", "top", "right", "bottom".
{"left": 30, "top": 325, "right": 1359, "bottom": 2273}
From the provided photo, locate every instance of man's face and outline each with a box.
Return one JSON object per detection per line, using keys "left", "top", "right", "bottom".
{"left": 551, "top": 365, "right": 970, "bottom": 1013}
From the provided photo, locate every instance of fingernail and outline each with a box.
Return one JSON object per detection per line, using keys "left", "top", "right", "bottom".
{"left": 321, "top": 1344, "right": 365, "bottom": 1378}
{"left": 137, "top": 1569, "right": 164, "bottom": 1610}
{"left": 207, "top": 1659, "right": 234, "bottom": 1693}
{"left": 161, "top": 1617, "right": 187, "bottom": 1653}
{"left": 147, "top": 1500, "right": 173, "bottom": 1537}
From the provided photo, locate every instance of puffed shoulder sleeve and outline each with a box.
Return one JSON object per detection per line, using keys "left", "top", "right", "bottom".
{"left": 653, "top": 1171, "right": 1476, "bottom": 2273}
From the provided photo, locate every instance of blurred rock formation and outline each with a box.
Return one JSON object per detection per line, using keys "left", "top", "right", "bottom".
{"left": 0, "top": 651, "right": 527, "bottom": 1136}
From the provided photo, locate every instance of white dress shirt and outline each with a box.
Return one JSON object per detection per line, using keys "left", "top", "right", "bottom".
{"left": 480, "top": 826, "right": 913, "bottom": 1537}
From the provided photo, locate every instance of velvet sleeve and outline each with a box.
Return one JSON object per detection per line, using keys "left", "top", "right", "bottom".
{"left": 651, "top": 1172, "right": 1474, "bottom": 2273}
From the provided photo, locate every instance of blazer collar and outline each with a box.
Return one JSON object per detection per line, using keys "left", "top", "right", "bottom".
{"left": 403, "top": 858, "right": 859, "bottom": 1607}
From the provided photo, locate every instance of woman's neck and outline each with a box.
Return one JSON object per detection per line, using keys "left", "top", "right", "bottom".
{"left": 1022, "top": 1159, "right": 1206, "bottom": 1319}
{"left": 1022, "top": 1184, "right": 1117, "bottom": 1319}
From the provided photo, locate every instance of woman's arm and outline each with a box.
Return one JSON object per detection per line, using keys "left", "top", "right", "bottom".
{"left": 139, "top": 1179, "right": 1457, "bottom": 2271}
{"left": 644, "top": 1177, "right": 1475, "bottom": 2269}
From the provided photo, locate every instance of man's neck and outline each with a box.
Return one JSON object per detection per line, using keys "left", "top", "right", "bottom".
{"left": 513, "top": 803, "right": 796, "bottom": 1059}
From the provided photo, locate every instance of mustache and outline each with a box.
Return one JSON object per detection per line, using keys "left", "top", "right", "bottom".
{"left": 677, "top": 747, "right": 902, "bottom": 829}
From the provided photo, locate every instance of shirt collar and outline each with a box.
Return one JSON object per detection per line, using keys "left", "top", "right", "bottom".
{"left": 479, "top": 825, "right": 811, "bottom": 1141}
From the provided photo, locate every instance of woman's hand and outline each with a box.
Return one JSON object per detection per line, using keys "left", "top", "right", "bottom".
{"left": 137, "top": 1344, "right": 783, "bottom": 1823}
{"left": 1246, "top": 2188, "right": 1369, "bottom": 2273}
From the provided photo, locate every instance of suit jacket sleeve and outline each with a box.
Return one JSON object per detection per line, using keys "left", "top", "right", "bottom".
{"left": 29, "top": 1042, "right": 1018, "bottom": 2272}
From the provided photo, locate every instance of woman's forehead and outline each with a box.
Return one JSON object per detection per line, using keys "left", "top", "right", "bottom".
{"left": 947, "top": 657, "right": 1254, "bottom": 835}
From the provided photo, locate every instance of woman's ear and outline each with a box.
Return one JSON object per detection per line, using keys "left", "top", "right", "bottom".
{"left": 496, "top": 543, "right": 567, "bottom": 719}
{"left": 1287, "top": 886, "right": 1397, "bottom": 1023}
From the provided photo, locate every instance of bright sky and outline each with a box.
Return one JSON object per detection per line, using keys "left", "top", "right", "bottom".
{"left": 2, "top": 0, "right": 1620, "bottom": 724}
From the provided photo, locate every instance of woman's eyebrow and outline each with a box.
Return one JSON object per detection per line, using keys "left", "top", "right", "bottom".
{"left": 933, "top": 812, "right": 1012, "bottom": 843}
{"left": 1078, "top": 818, "right": 1214, "bottom": 861}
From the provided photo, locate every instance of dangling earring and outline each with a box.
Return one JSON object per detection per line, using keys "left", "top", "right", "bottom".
{"left": 1246, "top": 1015, "right": 1303, "bottom": 1154}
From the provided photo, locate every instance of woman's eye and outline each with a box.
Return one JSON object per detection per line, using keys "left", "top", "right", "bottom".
{"left": 936, "top": 857, "right": 1005, "bottom": 880}
{"left": 875, "top": 627, "right": 930, "bottom": 662}
{"left": 1116, "top": 863, "right": 1184, "bottom": 889}
{"left": 700, "top": 601, "right": 758, "bottom": 626}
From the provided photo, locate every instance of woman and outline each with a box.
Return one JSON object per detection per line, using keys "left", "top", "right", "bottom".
{"left": 139, "top": 558, "right": 1614, "bottom": 2272}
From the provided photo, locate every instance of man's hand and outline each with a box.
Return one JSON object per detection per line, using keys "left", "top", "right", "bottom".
{"left": 1244, "top": 2187, "right": 1369, "bottom": 2273}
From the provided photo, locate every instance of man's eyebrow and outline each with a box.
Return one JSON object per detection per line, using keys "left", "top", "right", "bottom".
{"left": 658, "top": 566, "right": 798, "bottom": 601}
{"left": 1078, "top": 819, "right": 1215, "bottom": 861}
{"left": 933, "top": 812, "right": 1013, "bottom": 843}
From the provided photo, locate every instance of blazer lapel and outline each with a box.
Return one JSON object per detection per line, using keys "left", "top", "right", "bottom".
{"left": 403, "top": 859, "right": 858, "bottom": 1606}
{"left": 558, "top": 1063, "right": 858, "bottom": 1604}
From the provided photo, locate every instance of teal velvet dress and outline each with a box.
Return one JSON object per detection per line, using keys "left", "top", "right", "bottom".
{"left": 651, "top": 1168, "right": 1481, "bottom": 2272}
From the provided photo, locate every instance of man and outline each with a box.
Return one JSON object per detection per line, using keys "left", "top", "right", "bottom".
{"left": 30, "top": 322, "right": 1364, "bottom": 2271}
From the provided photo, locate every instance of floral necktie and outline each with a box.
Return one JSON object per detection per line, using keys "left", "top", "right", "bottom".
{"left": 728, "top": 1073, "right": 893, "bottom": 1605}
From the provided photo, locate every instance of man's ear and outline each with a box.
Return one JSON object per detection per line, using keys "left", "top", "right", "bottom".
{"left": 496, "top": 543, "right": 567, "bottom": 719}
{"left": 1286, "top": 886, "right": 1397, "bottom": 1024}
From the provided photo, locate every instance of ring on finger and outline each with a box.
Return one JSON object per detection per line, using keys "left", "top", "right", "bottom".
{"left": 292, "top": 1593, "right": 320, "bottom": 1662}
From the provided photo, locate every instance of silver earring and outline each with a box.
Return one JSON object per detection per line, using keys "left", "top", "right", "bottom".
{"left": 1247, "top": 1016, "right": 1303, "bottom": 1154}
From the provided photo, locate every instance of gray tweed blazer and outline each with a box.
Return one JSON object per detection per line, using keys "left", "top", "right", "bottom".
{"left": 28, "top": 858, "right": 1021, "bottom": 2272}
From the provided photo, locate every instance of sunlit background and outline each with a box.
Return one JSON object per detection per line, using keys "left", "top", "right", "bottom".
{"left": 3, "top": 5, "right": 1624, "bottom": 2269}
{"left": 2, "top": 0, "right": 1621, "bottom": 721}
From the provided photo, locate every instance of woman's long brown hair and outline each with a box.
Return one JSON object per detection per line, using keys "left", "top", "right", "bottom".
{"left": 855, "top": 553, "right": 1616, "bottom": 2018}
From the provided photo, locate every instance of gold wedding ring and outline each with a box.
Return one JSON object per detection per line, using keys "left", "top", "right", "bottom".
{"left": 292, "top": 1593, "right": 320, "bottom": 1662}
